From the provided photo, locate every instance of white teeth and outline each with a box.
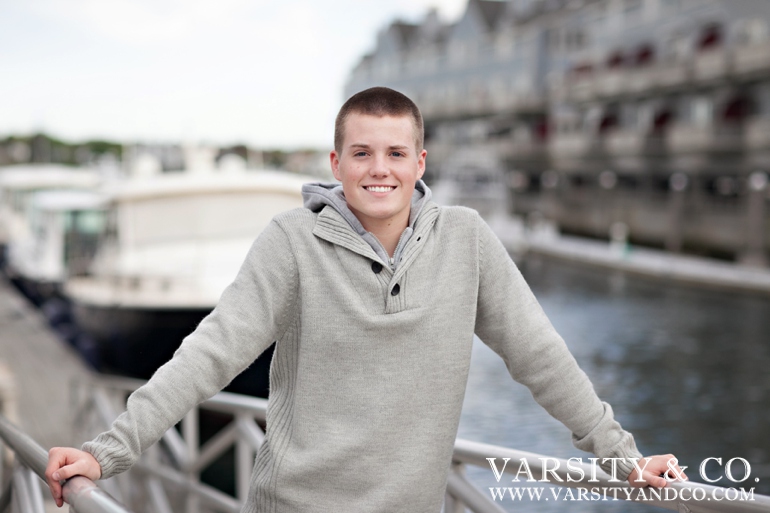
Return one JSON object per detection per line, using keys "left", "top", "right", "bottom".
{"left": 366, "top": 186, "right": 395, "bottom": 192}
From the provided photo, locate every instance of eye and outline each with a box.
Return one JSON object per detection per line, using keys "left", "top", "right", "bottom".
{"left": 353, "top": 151, "right": 368, "bottom": 157}
{"left": 390, "top": 151, "right": 405, "bottom": 157}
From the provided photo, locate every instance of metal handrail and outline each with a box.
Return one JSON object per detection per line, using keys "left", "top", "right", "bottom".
{"left": 82, "top": 375, "right": 770, "bottom": 513}
{"left": 0, "top": 413, "right": 132, "bottom": 513}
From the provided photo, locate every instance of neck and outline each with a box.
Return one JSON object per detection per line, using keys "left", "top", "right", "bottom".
{"left": 369, "top": 219, "right": 408, "bottom": 258}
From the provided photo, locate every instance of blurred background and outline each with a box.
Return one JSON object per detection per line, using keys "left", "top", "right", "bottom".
{"left": 4, "top": 0, "right": 770, "bottom": 263}
{"left": 2, "top": 0, "right": 770, "bottom": 511}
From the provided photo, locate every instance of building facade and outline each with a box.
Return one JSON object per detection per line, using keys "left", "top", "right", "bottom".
{"left": 345, "top": 0, "right": 770, "bottom": 264}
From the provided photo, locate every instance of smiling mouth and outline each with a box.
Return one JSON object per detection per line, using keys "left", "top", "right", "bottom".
{"left": 364, "top": 186, "right": 396, "bottom": 192}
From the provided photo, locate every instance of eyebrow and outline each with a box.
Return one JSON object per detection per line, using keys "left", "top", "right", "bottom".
{"left": 348, "top": 143, "right": 410, "bottom": 151}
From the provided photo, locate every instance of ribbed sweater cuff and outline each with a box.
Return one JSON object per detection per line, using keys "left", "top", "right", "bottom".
{"left": 82, "top": 436, "right": 135, "bottom": 480}
{"left": 599, "top": 434, "right": 644, "bottom": 481}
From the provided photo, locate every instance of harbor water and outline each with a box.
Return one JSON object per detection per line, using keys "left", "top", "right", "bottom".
{"left": 457, "top": 254, "right": 770, "bottom": 512}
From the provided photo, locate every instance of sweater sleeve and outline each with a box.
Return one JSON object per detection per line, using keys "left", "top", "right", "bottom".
{"left": 472, "top": 214, "right": 642, "bottom": 480}
{"left": 82, "top": 220, "right": 299, "bottom": 479}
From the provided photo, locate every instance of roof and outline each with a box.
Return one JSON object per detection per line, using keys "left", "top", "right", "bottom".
{"left": 391, "top": 21, "right": 420, "bottom": 47}
{"left": 105, "top": 169, "right": 318, "bottom": 203}
{"left": 474, "top": 0, "right": 509, "bottom": 31}
{"left": 0, "top": 164, "right": 101, "bottom": 190}
{"left": 29, "top": 190, "right": 108, "bottom": 212}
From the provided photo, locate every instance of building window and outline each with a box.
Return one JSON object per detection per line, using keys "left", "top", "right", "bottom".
{"left": 634, "top": 43, "right": 655, "bottom": 66}
{"left": 663, "top": 33, "right": 690, "bottom": 61}
{"left": 698, "top": 23, "right": 722, "bottom": 51}
{"left": 606, "top": 50, "right": 625, "bottom": 68}
{"left": 734, "top": 19, "right": 769, "bottom": 46}
{"left": 691, "top": 96, "right": 714, "bottom": 126}
{"left": 661, "top": 0, "right": 681, "bottom": 12}
{"left": 548, "top": 28, "right": 563, "bottom": 51}
{"left": 565, "top": 29, "right": 587, "bottom": 50}
{"left": 496, "top": 33, "right": 515, "bottom": 59}
{"left": 623, "top": 0, "right": 644, "bottom": 23}
{"left": 752, "top": 82, "right": 770, "bottom": 117}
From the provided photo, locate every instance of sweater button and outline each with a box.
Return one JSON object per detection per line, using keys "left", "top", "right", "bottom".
{"left": 391, "top": 284, "right": 400, "bottom": 296}
{"left": 371, "top": 262, "right": 383, "bottom": 274}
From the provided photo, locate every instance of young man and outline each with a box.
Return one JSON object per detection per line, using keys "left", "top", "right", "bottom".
{"left": 47, "top": 87, "right": 684, "bottom": 512}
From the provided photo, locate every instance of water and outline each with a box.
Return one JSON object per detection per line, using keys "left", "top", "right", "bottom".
{"left": 457, "top": 255, "right": 770, "bottom": 512}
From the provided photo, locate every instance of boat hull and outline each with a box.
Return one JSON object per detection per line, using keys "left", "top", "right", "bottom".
{"left": 71, "top": 303, "right": 273, "bottom": 398}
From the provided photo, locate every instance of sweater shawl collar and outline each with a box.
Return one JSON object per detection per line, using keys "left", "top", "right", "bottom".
{"left": 302, "top": 180, "right": 438, "bottom": 270}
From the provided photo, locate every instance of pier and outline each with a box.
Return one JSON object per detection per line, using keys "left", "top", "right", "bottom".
{"left": 0, "top": 278, "right": 96, "bottom": 512}
{"left": 526, "top": 229, "right": 770, "bottom": 295}
{"left": 0, "top": 278, "right": 92, "bottom": 450}
{"left": 491, "top": 215, "right": 770, "bottom": 296}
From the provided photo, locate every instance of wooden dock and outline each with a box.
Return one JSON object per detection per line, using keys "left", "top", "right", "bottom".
{"left": 0, "top": 278, "right": 95, "bottom": 511}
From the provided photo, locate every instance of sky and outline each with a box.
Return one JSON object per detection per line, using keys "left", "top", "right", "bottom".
{"left": 0, "top": 0, "right": 468, "bottom": 150}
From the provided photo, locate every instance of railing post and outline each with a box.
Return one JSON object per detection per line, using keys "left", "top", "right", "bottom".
{"left": 11, "top": 461, "right": 45, "bottom": 513}
{"left": 0, "top": 479, "right": 11, "bottom": 513}
{"left": 446, "top": 467, "right": 507, "bottom": 513}
{"left": 0, "top": 361, "right": 18, "bottom": 486}
{"left": 183, "top": 407, "right": 201, "bottom": 513}
{"left": 235, "top": 412, "right": 256, "bottom": 503}
{"left": 444, "top": 462, "right": 465, "bottom": 513}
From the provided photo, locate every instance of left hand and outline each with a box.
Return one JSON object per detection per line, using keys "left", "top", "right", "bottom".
{"left": 627, "top": 454, "right": 688, "bottom": 488}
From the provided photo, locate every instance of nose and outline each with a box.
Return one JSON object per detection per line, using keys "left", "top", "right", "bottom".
{"left": 369, "top": 154, "right": 390, "bottom": 177}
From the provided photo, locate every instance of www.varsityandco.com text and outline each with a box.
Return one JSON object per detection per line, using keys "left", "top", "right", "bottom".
{"left": 485, "top": 456, "right": 759, "bottom": 503}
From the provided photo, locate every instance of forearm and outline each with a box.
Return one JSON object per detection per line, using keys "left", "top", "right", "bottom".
{"left": 474, "top": 216, "right": 641, "bottom": 479}
{"left": 83, "top": 221, "right": 298, "bottom": 478}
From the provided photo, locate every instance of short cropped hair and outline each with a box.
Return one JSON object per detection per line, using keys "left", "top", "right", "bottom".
{"left": 334, "top": 87, "right": 424, "bottom": 153}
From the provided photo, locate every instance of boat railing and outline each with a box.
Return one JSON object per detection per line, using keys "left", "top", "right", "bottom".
{"left": 68, "top": 374, "right": 770, "bottom": 513}
{"left": 0, "top": 412, "right": 131, "bottom": 513}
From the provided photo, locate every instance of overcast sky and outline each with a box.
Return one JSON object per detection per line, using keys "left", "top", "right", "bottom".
{"left": 0, "top": 0, "right": 468, "bottom": 150}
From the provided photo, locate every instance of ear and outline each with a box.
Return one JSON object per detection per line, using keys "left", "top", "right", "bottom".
{"left": 416, "top": 149, "right": 427, "bottom": 180}
{"left": 330, "top": 150, "right": 341, "bottom": 181}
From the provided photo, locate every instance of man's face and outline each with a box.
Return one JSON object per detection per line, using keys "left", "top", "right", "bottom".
{"left": 330, "top": 113, "right": 426, "bottom": 233}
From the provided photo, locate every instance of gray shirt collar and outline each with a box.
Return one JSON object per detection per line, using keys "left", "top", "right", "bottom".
{"left": 302, "top": 180, "right": 432, "bottom": 268}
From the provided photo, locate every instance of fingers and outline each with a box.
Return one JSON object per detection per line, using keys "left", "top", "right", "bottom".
{"left": 45, "top": 447, "right": 102, "bottom": 507}
{"left": 52, "top": 459, "right": 90, "bottom": 481}
{"left": 627, "top": 454, "right": 688, "bottom": 489}
{"left": 663, "top": 458, "right": 688, "bottom": 483}
{"left": 45, "top": 447, "right": 68, "bottom": 507}
{"left": 644, "top": 470, "right": 669, "bottom": 488}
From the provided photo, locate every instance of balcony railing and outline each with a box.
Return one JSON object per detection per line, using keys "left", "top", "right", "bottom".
{"left": 650, "top": 61, "right": 692, "bottom": 89}
{"left": 64, "top": 374, "right": 770, "bottom": 513}
{"left": 745, "top": 117, "right": 770, "bottom": 150}
{"left": 666, "top": 122, "right": 744, "bottom": 154}
{"left": 549, "top": 132, "right": 604, "bottom": 159}
{"left": 604, "top": 129, "right": 666, "bottom": 157}
{"left": 421, "top": 91, "right": 546, "bottom": 120}
{"left": 556, "top": 49, "right": 753, "bottom": 102}
{"left": 595, "top": 69, "right": 627, "bottom": 98}
{"left": 0, "top": 412, "right": 132, "bottom": 513}
{"left": 559, "top": 63, "right": 689, "bottom": 102}
{"left": 693, "top": 48, "right": 732, "bottom": 83}
{"left": 734, "top": 41, "right": 770, "bottom": 77}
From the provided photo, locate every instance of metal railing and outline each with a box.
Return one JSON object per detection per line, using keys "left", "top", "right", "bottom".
{"left": 0, "top": 412, "right": 131, "bottom": 513}
{"left": 69, "top": 375, "right": 770, "bottom": 513}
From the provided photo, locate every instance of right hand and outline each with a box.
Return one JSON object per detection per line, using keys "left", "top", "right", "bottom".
{"left": 45, "top": 447, "right": 102, "bottom": 507}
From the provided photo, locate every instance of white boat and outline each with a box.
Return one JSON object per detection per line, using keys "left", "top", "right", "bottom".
{"left": 6, "top": 189, "right": 107, "bottom": 306}
{"left": 0, "top": 164, "right": 102, "bottom": 270}
{"left": 64, "top": 169, "right": 312, "bottom": 396}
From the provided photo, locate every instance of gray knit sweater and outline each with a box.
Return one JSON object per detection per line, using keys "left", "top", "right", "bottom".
{"left": 83, "top": 189, "right": 642, "bottom": 512}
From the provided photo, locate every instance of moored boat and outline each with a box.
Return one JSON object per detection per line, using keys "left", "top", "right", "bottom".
{"left": 64, "top": 169, "right": 313, "bottom": 397}
{"left": 5, "top": 189, "right": 107, "bottom": 307}
{"left": 0, "top": 164, "right": 102, "bottom": 270}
